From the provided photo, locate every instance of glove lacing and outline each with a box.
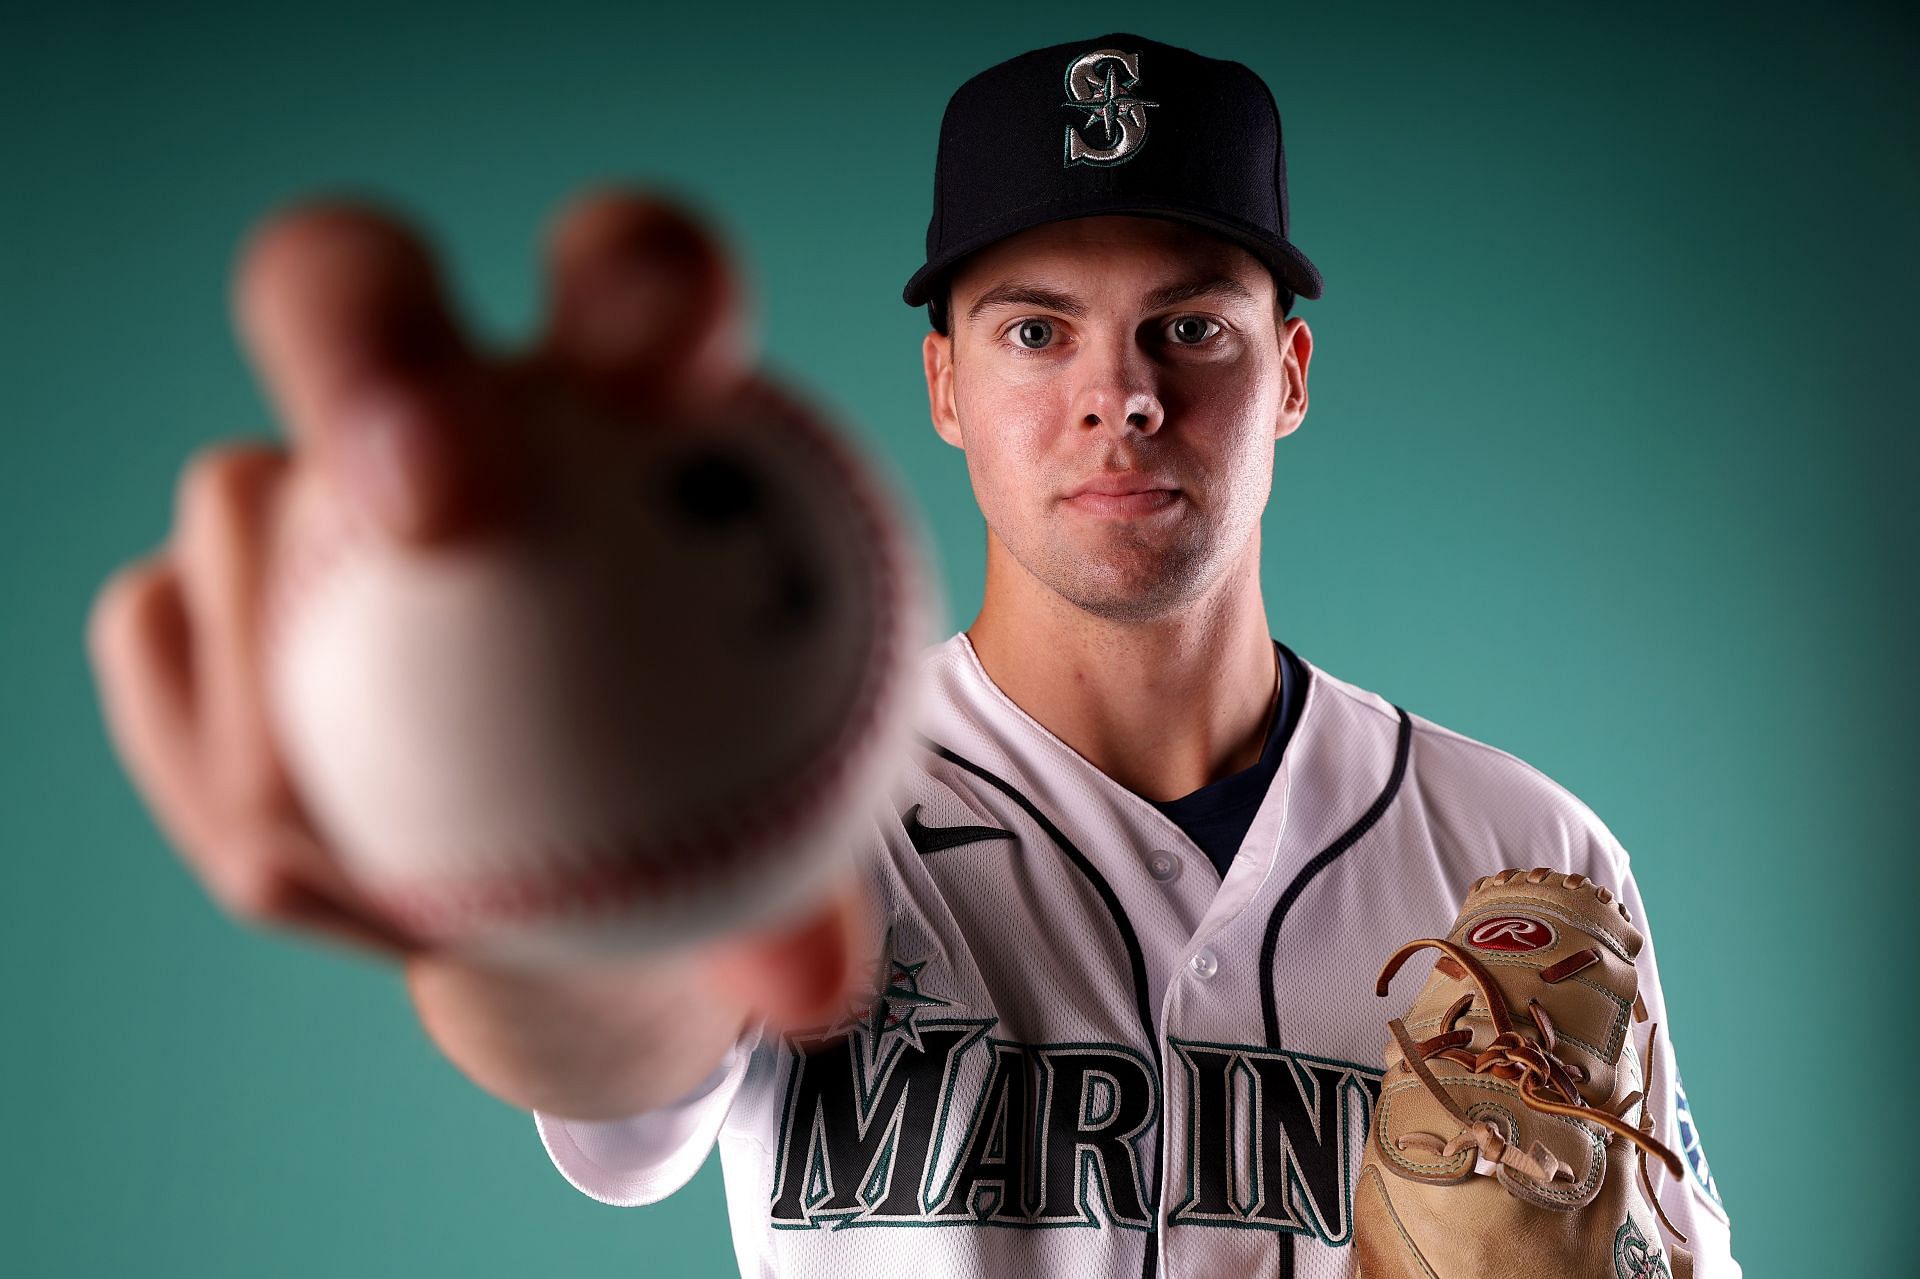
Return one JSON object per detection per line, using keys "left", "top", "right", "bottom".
{"left": 1375, "top": 936, "right": 1688, "bottom": 1242}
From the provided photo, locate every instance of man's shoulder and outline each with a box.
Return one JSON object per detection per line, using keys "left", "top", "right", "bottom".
{"left": 1301, "top": 655, "right": 1630, "bottom": 875}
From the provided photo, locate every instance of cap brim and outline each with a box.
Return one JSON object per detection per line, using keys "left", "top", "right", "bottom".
{"left": 901, "top": 198, "right": 1323, "bottom": 308}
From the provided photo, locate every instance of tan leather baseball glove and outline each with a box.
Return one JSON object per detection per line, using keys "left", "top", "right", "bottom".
{"left": 1354, "top": 868, "right": 1692, "bottom": 1279}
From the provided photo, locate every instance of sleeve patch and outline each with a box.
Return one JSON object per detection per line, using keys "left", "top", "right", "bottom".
{"left": 1672, "top": 1075, "right": 1723, "bottom": 1207}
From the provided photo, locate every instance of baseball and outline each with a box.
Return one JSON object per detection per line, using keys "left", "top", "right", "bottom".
{"left": 263, "top": 374, "right": 934, "bottom": 967}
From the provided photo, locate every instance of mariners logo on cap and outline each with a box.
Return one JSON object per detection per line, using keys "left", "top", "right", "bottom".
{"left": 1062, "top": 48, "right": 1159, "bottom": 168}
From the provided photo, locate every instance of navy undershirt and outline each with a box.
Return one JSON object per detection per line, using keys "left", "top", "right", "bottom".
{"left": 1143, "top": 640, "right": 1307, "bottom": 882}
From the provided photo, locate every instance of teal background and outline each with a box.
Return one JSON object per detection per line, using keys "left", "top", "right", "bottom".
{"left": 5, "top": 1, "right": 1911, "bottom": 1273}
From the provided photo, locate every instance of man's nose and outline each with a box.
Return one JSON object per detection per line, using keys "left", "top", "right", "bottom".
{"left": 1072, "top": 335, "right": 1164, "bottom": 437}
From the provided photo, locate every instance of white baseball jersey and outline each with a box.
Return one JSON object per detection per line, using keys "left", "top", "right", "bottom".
{"left": 534, "top": 632, "right": 1737, "bottom": 1277}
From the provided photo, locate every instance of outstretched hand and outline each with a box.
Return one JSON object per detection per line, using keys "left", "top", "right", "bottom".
{"left": 85, "top": 188, "right": 875, "bottom": 1035}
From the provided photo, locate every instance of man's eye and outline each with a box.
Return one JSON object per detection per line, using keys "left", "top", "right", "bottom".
{"left": 1012, "top": 319, "right": 1054, "bottom": 350}
{"left": 1167, "top": 316, "right": 1221, "bottom": 345}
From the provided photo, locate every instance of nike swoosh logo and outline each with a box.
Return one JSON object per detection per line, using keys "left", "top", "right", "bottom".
{"left": 902, "top": 804, "right": 1016, "bottom": 856}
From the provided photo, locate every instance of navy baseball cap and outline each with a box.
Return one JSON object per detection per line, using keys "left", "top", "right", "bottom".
{"left": 902, "top": 32, "right": 1324, "bottom": 330}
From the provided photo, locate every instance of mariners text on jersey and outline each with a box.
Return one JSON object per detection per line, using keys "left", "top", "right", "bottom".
{"left": 534, "top": 633, "right": 1737, "bottom": 1278}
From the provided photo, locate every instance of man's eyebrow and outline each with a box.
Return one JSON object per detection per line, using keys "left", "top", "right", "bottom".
{"left": 964, "top": 275, "right": 1260, "bottom": 325}
{"left": 966, "top": 281, "right": 1088, "bottom": 323}
{"left": 1139, "top": 275, "right": 1260, "bottom": 312}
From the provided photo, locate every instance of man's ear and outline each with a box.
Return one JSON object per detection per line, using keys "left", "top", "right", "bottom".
{"left": 923, "top": 330, "right": 964, "bottom": 450}
{"left": 1274, "top": 316, "right": 1312, "bottom": 442}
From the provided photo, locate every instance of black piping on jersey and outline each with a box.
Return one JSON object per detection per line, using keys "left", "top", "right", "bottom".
{"left": 916, "top": 739, "right": 1157, "bottom": 1048}
{"left": 1258, "top": 699, "right": 1411, "bottom": 1279}
{"left": 917, "top": 737, "right": 1161, "bottom": 1277}
{"left": 1257, "top": 702, "right": 1411, "bottom": 1050}
{"left": 913, "top": 697, "right": 1410, "bottom": 1278}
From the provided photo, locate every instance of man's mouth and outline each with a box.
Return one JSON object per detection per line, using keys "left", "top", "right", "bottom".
{"left": 1063, "top": 487, "right": 1181, "bottom": 517}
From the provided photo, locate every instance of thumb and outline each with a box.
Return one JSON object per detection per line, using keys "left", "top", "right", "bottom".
{"left": 700, "top": 873, "right": 879, "bottom": 1038}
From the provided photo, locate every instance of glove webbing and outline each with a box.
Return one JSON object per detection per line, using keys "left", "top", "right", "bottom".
{"left": 1376, "top": 937, "right": 1686, "bottom": 1200}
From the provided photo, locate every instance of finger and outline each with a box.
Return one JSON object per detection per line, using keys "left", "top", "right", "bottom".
{"left": 212, "top": 818, "right": 429, "bottom": 961}
{"left": 172, "top": 441, "right": 295, "bottom": 816}
{"left": 87, "top": 552, "right": 209, "bottom": 852}
{"left": 535, "top": 186, "right": 755, "bottom": 420}
{"left": 88, "top": 544, "right": 423, "bottom": 959}
{"left": 701, "top": 872, "right": 876, "bottom": 1037}
{"left": 271, "top": 883, "right": 425, "bottom": 960}
{"left": 231, "top": 200, "right": 508, "bottom": 542}
{"left": 169, "top": 441, "right": 432, "bottom": 954}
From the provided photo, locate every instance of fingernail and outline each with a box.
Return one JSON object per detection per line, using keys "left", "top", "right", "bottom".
{"left": 340, "top": 389, "right": 432, "bottom": 535}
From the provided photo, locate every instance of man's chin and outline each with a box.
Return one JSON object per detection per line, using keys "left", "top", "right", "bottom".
{"left": 1049, "top": 566, "right": 1210, "bottom": 624}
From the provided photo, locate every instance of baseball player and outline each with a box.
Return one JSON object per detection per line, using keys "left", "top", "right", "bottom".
{"left": 87, "top": 29, "right": 1735, "bottom": 1279}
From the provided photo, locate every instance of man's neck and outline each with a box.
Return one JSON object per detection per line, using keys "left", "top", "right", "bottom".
{"left": 964, "top": 538, "right": 1279, "bottom": 803}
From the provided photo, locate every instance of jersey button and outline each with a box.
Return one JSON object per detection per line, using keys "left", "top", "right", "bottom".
{"left": 1147, "top": 850, "right": 1181, "bottom": 882}
{"left": 1189, "top": 947, "right": 1219, "bottom": 980}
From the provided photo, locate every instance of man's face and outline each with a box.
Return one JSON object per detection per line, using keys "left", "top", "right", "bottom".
{"left": 922, "top": 215, "right": 1311, "bottom": 624}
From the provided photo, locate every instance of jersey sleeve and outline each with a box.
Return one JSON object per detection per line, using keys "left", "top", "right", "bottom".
{"left": 532, "top": 1017, "right": 765, "bottom": 1207}
{"left": 1590, "top": 831, "right": 1741, "bottom": 1277}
